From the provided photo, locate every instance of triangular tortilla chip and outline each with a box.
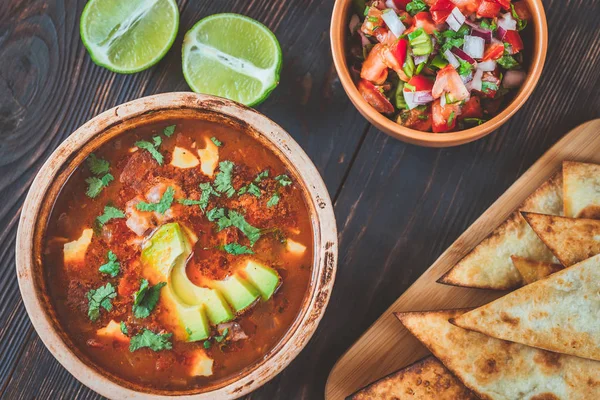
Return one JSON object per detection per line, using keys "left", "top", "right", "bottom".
{"left": 510, "top": 255, "right": 563, "bottom": 284}
{"left": 563, "top": 161, "right": 600, "bottom": 219}
{"left": 396, "top": 310, "right": 600, "bottom": 400}
{"left": 522, "top": 212, "right": 600, "bottom": 266}
{"left": 438, "top": 173, "right": 563, "bottom": 290}
{"left": 347, "top": 356, "right": 477, "bottom": 400}
{"left": 453, "top": 254, "right": 600, "bottom": 361}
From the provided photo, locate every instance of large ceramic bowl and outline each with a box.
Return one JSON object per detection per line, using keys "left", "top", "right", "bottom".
{"left": 15, "top": 92, "right": 338, "bottom": 399}
{"left": 330, "top": 0, "right": 548, "bottom": 147}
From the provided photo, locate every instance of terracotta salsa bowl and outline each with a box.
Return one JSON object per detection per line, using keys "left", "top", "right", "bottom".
{"left": 330, "top": 0, "right": 548, "bottom": 147}
{"left": 15, "top": 92, "right": 338, "bottom": 399}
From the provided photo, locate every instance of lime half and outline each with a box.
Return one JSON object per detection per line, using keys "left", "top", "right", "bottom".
{"left": 80, "top": 0, "right": 179, "bottom": 74}
{"left": 182, "top": 14, "right": 282, "bottom": 106}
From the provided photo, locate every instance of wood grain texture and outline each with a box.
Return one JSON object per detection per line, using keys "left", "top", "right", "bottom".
{"left": 1, "top": 0, "right": 600, "bottom": 399}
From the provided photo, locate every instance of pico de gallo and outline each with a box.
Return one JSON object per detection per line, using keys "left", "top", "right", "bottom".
{"left": 347, "top": 0, "right": 531, "bottom": 132}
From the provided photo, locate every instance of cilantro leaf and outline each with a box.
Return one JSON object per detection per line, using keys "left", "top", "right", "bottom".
{"left": 132, "top": 279, "right": 166, "bottom": 319}
{"left": 85, "top": 173, "right": 114, "bottom": 198}
{"left": 447, "top": 111, "right": 456, "bottom": 127}
{"left": 214, "top": 328, "right": 229, "bottom": 343}
{"left": 275, "top": 174, "right": 292, "bottom": 187}
{"left": 212, "top": 209, "right": 261, "bottom": 246}
{"left": 406, "top": 0, "right": 427, "bottom": 15}
{"left": 457, "top": 59, "right": 472, "bottom": 77}
{"left": 203, "top": 340, "right": 212, "bottom": 349}
{"left": 86, "top": 283, "right": 116, "bottom": 321}
{"left": 96, "top": 205, "right": 125, "bottom": 227}
{"left": 497, "top": 55, "right": 519, "bottom": 69}
{"left": 267, "top": 193, "right": 280, "bottom": 208}
{"left": 178, "top": 198, "right": 203, "bottom": 206}
{"left": 206, "top": 207, "right": 225, "bottom": 222}
{"left": 199, "top": 182, "right": 220, "bottom": 211}
{"left": 129, "top": 329, "right": 172, "bottom": 352}
{"left": 481, "top": 81, "right": 500, "bottom": 94}
{"left": 99, "top": 250, "right": 120, "bottom": 277}
{"left": 238, "top": 182, "right": 261, "bottom": 197}
{"left": 87, "top": 154, "right": 110, "bottom": 175}
{"left": 510, "top": 4, "right": 527, "bottom": 31}
{"left": 210, "top": 137, "right": 222, "bottom": 147}
{"left": 222, "top": 242, "right": 254, "bottom": 255}
{"left": 120, "top": 321, "right": 128, "bottom": 336}
{"left": 136, "top": 186, "right": 174, "bottom": 214}
{"left": 214, "top": 161, "right": 236, "bottom": 197}
{"left": 163, "top": 125, "right": 176, "bottom": 137}
{"left": 136, "top": 138, "right": 164, "bottom": 165}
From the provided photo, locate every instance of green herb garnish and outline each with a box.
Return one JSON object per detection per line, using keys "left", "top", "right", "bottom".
{"left": 87, "top": 154, "right": 110, "bottom": 175}
{"left": 457, "top": 59, "right": 472, "bottom": 77}
{"left": 135, "top": 137, "right": 164, "bottom": 165}
{"left": 99, "top": 250, "right": 120, "bottom": 277}
{"left": 210, "top": 137, "right": 222, "bottom": 147}
{"left": 214, "top": 161, "right": 236, "bottom": 198}
{"left": 481, "top": 81, "right": 499, "bottom": 93}
{"left": 207, "top": 207, "right": 226, "bottom": 222}
{"left": 497, "top": 55, "right": 519, "bottom": 69}
{"left": 510, "top": 4, "right": 527, "bottom": 31}
{"left": 223, "top": 242, "right": 254, "bottom": 255}
{"left": 447, "top": 111, "right": 456, "bottom": 127}
{"left": 213, "top": 209, "right": 261, "bottom": 246}
{"left": 129, "top": 329, "right": 172, "bottom": 352}
{"left": 163, "top": 125, "right": 176, "bottom": 137}
{"left": 203, "top": 340, "right": 212, "bottom": 349}
{"left": 86, "top": 283, "right": 116, "bottom": 321}
{"left": 463, "top": 117, "right": 487, "bottom": 125}
{"left": 132, "top": 279, "right": 166, "bottom": 319}
{"left": 275, "top": 174, "right": 292, "bottom": 187}
{"left": 406, "top": 0, "right": 427, "bottom": 15}
{"left": 136, "top": 186, "right": 175, "bottom": 214}
{"left": 267, "top": 193, "right": 280, "bottom": 208}
{"left": 96, "top": 205, "right": 125, "bottom": 227}
{"left": 86, "top": 174, "right": 114, "bottom": 198}
{"left": 214, "top": 328, "right": 229, "bottom": 343}
{"left": 480, "top": 18, "right": 497, "bottom": 31}
{"left": 120, "top": 321, "right": 128, "bottom": 335}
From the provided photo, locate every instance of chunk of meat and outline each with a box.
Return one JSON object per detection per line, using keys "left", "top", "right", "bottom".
{"left": 120, "top": 150, "right": 157, "bottom": 192}
{"left": 217, "top": 322, "right": 248, "bottom": 342}
{"left": 125, "top": 196, "right": 154, "bottom": 236}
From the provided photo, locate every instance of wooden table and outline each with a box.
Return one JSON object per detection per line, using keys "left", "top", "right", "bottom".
{"left": 1, "top": 0, "right": 599, "bottom": 398}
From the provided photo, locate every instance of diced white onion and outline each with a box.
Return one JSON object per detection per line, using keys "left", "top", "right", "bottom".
{"left": 469, "top": 69, "right": 483, "bottom": 91}
{"left": 385, "top": 0, "right": 400, "bottom": 11}
{"left": 463, "top": 35, "right": 485, "bottom": 59}
{"left": 477, "top": 60, "right": 497, "bottom": 71}
{"left": 381, "top": 9, "right": 406, "bottom": 37}
{"left": 349, "top": 14, "right": 360, "bottom": 33}
{"left": 403, "top": 90, "right": 433, "bottom": 109}
{"left": 414, "top": 55, "right": 428, "bottom": 65}
{"left": 443, "top": 49, "right": 460, "bottom": 68}
{"left": 503, "top": 70, "right": 527, "bottom": 88}
{"left": 440, "top": 93, "right": 447, "bottom": 107}
{"left": 447, "top": 7, "right": 465, "bottom": 31}
{"left": 498, "top": 13, "right": 517, "bottom": 31}
{"left": 403, "top": 91, "right": 419, "bottom": 110}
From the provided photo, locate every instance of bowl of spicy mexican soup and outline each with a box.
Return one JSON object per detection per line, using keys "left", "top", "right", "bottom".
{"left": 16, "top": 93, "right": 337, "bottom": 399}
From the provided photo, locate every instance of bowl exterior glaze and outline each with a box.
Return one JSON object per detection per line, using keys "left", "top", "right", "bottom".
{"left": 330, "top": 0, "right": 548, "bottom": 147}
{"left": 15, "top": 93, "right": 338, "bottom": 399}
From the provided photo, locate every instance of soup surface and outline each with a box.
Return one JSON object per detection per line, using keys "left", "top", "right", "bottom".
{"left": 43, "top": 118, "right": 313, "bottom": 390}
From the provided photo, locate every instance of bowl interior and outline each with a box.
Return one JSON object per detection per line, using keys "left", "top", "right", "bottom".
{"left": 330, "top": 0, "right": 548, "bottom": 147}
{"left": 16, "top": 94, "right": 337, "bottom": 399}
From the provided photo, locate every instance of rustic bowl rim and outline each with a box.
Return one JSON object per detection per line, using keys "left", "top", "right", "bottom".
{"left": 15, "top": 92, "right": 338, "bottom": 399}
{"left": 330, "top": 0, "right": 548, "bottom": 147}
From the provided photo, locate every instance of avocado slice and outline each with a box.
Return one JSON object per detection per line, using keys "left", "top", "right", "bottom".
{"left": 213, "top": 274, "right": 260, "bottom": 313}
{"left": 141, "top": 222, "right": 185, "bottom": 278}
{"left": 243, "top": 260, "right": 281, "bottom": 300}
{"left": 174, "top": 302, "right": 211, "bottom": 342}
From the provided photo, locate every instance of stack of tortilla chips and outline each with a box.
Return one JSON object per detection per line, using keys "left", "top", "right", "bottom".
{"left": 349, "top": 161, "right": 600, "bottom": 399}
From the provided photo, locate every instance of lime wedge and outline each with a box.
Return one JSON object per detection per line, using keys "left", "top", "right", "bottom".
{"left": 182, "top": 14, "right": 282, "bottom": 106}
{"left": 80, "top": 0, "right": 179, "bottom": 74}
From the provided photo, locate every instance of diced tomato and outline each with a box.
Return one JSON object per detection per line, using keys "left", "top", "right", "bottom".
{"left": 482, "top": 42, "right": 504, "bottom": 61}
{"left": 410, "top": 12, "right": 438, "bottom": 35}
{"left": 361, "top": 44, "right": 388, "bottom": 84}
{"left": 513, "top": 1, "right": 531, "bottom": 20}
{"left": 460, "top": 96, "right": 483, "bottom": 118}
{"left": 393, "top": 0, "right": 412, "bottom": 10}
{"left": 430, "top": 0, "right": 454, "bottom": 24}
{"left": 390, "top": 39, "right": 408, "bottom": 69}
{"left": 432, "top": 65, "right": 469, "bottom": 101}
{"left": 492, "top": 0, "right": 511, "bottom": 10}
{"left": 450, "top": 0, "right": 482, "bottom": 15}
{"left": 432, "top": 99, "right": 460, "bottom": 132}
{"left": 503, "top": 30, "right": 524, "bottom": 53}
{"left": 358, "top": 79, "right": 395, "bottom": 114}
{"left": 476, "top": 0, "right": 501, "bottom": 18}
{"left": 407, "top": 75, "right": 434, "bottom": 92}
{"left": 398, "top": 106, "right": 433, "bottom": 131}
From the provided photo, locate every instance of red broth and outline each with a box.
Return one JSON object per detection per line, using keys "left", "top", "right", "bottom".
{"left": 43, "top": 119, "right": 313, "bottom": 391}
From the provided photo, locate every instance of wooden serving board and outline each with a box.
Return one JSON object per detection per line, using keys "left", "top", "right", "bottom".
{"left": 325, "top": 119, "right": 600, "bottom": 400}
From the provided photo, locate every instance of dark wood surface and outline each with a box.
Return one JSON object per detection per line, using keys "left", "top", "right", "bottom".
{"left": 0, "top": 0, "right": 598, "bottom": 398}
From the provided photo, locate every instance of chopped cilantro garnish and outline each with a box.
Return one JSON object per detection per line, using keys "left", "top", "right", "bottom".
{"left": 435, "top": 26, "right": 469, "bottom": 52}
{"left": 86, "top": 283, "right": 116, "bottom": 321}
{"left": 214, "top": 161, "right": 236, "bottom": 197}
{"left": 136, "top": 186, "right": 175, "bottom": 214}
{"left": 206, "top": 207, "right": 225, "bottom": 222}
{"left": 480, "top": 19, "right": 497, "bottom": 31}
{"left": 405, "top": 0, "right": 427, "bottom": 16}
{"left": 213, "top": 209, "right": 261, "bottom": 246}
{"left": 99, "top": 250, "right": 120, "bottom": 277}
{"left": 210, "top": 137, "right": 222, "bottom": 147}
{"left": 129, "top": 329, "right": 172, "bottom": 352}
{"left": 96, "top": 205, "right": 125, "bottom": 227}
{"left": 214, "top": 328, "right": 229, "bottom": 343}
{"left": 497, "top": 55, "right": 519, "bottom": 69}
{"left": 222, "top": 242, "right": 254, "bottom": 255}
{"left": 238, "top": 183, "right": 261, "bottom": 197}
{"left": 267, "top": 193, "right": 280, "bottom": 208}
{"left": 457, "top": 59, "right": 472, "bottom": 77}
{"left": 275, "top": 174, "right": 292, "bottom": 187}
{"left": 132, "top": 279, "right": 166, "bottom": 319}
{"left": 178, "top": 198, "right": 203, "bottom": 207}
{"left": 203, "top": 340, "right": 212, "bottom": 349}
{"left": 510, "top": 4, "right": 527, "bottom": 31}
{"left": 87, "top": 154, "right": 110, "bottom": 175}
{"left": 135, "top": 137, "right": 164, "bottom": 165}
{"left": 85, "top": 174, "right": 114, "bottom": 198}
{"left": 120, "top": 321, "right": 128, "bottom": 336}
{"left": 179, "top": 183, "right": 220, "bottom": 211}
{"left": 163, "top": 125, "right": 176, "bottom": 137}
{"left": 447, "top": 111, "right": 456, "bottom": 127}
{"left": 481, "top": 81, "right": 500, "bottom": 93}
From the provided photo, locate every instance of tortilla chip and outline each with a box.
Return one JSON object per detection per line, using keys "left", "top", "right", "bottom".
{"left": 396, "top": 310, "right": 600, "bottom": 400}
{"left": 347, "top": 356, "right": 477, "bottom": 400}
{"left": 522, "top": 212, "right": 600, "bottom": 266}
{"left": 438, "top": 173, "right": 563, "bottom": 290}
{"left": 510, "top": 255, "right": 563, "bottom": 284}
{"left": 453, "top": 253, "right": 600, "bottom": 361}
{"left": 563, "top": 161, "right": 600, "bottom": 219}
